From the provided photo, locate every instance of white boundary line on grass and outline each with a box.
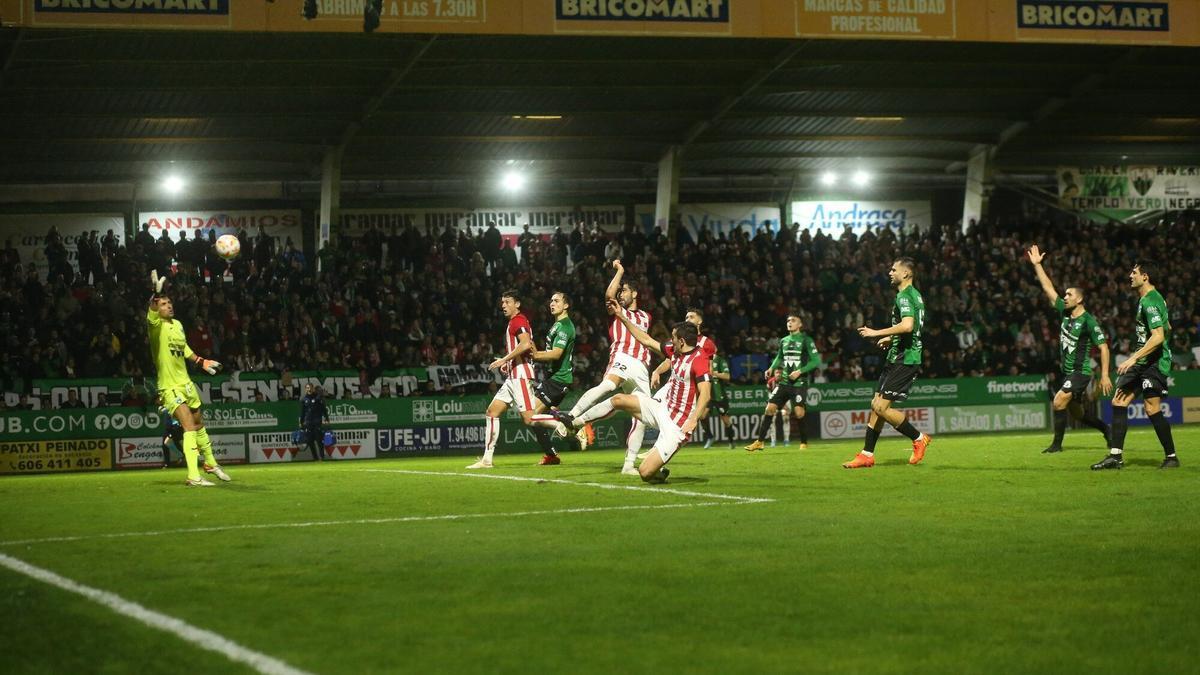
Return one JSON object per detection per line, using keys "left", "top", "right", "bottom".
{"left": 0, "top": 552, "right": 313, "bottom": 675}
{"left": 0, "top": 502, "right": 729, "bottom": 548}
{"left": 361, "top": 468, "right": 776, "bottom": 504}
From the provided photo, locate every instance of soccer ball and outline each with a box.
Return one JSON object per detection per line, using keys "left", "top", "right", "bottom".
{"left": 214, "top": 234, "right": 241, "bottom": 261}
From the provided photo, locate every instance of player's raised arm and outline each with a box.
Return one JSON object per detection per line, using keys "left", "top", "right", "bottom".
{"left": 607, "top": 298, "right": 663, "bottom": 356}
{"left": 604, "top": 259, "right": 624, "bottom": 312}
{"left": 1026, "top": 244, "right": 1061, "bottom": 306}
{"left": 858, "top": 315, "right": 914, "bottom": 339}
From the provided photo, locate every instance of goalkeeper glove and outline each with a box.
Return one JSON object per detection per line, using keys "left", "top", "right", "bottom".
{"left": 150, "top": 269, "right": 165, "bottom": 294}
{"left": 192, "top": 355, "right": 221, "bottom": 374}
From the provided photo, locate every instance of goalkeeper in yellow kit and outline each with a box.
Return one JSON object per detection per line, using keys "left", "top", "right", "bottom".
{"left": 147, "top": 270, "right": 230, "bottom": 487}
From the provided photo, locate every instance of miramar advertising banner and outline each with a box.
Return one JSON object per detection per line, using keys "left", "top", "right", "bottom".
{"left": 790, "top": 200, "right": 932, "bottom": 235}
{"left": 332, "top": 206, "right": 626, "bottom": 238}
{"left": 1057, "top": 166, "right": 1200, "bottom": 214}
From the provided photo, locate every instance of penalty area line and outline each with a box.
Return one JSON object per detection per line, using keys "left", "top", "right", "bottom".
{"left": 0, "top": 552, "right": 312, "bottom": 675}
{"left": 0, "top": 502, "right": 737, "bottom": 548}
{"left": 362, "top": 468, "right": 776, "bottom": 504}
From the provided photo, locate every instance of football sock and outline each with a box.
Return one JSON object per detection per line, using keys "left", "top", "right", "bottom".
{"left": 528, "top": 413, "right": 559, "bottom": 429}
{"left": 183, "top": 430, "right": 200, "bottom": 481}
{"left": 1052, "top": 409, "right": 1068, "bottom": 447}
{"left": 196, "top": 427, "right": 217, "bottom": 467}
{"left": 1110, "top": 405, "right": 1128, "bottom": 454}
{"left": 1148, "top": 411, "right": 1176, "bottom": 457}
{"left": 724, "top": 422, "right": 734, "bottom": 446}
{"left": 482, "top": 416, "right": 499, "bottom": 461}
{"left": 579, "top": 399, "right": 615, "bottom": 425}
{"left": 863, "top": 426, "right": 881, "bottom": 454}
{"left": 755, "top": 414, "right": 772, "bottom": 441}
{"left": 797, "top": 416, "right": 808, "bottom": 444}
{"left": 570, "top": 378, "right": 617, "bottom": 417}
{"left": 707, "top": 417, "right": 718, "bottom": 440}
{"left": 895, "top": 420, "right": 922, "bottom": 442}
{"left": 1079, "top": 410, "right": 1108, "bottom": 435}
{"left": 534, "top": 428, "right": 556, "bottom": 456}
{"left": 775, "top": 414, "right": 785, "bottom": 443}
{"left": 627, "top": 417, "right": 645, "bottom": 455}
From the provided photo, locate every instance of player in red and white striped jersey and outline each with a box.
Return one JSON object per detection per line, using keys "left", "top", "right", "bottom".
{"left": 554, "top": 259, "right": 654, "bottom": 476}
{"left": 646, "top": 307, "right": 717, "bottom": 449}
{"left": 467, "top": 289, "right": 537, "bottom": 469}
{"left": 558, "top": 301, "right": 711, "bottom": 484}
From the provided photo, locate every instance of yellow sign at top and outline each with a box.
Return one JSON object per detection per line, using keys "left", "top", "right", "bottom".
{"left": 1, "top": 0, "right": 1197, "bottom": 46}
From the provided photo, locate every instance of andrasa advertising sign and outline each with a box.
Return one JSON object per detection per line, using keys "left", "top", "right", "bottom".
{"left": 790, "top": 201, "right": 931, "bottom": 234}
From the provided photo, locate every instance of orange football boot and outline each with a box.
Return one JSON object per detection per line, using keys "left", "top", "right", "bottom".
{"left": 842, "top": 452, "right": 875, "bottom": 469}
{"left": 909, "top": 433, "right": 932, "bottom": 465}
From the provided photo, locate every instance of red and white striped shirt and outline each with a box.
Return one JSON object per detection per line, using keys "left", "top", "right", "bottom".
{"left": 609, "top": 307, "right": 653, "bottom": 366}
{"left": 661, "top": 343, "right": 712, "bottom": 428}
{"left": 505, "top": 313, "right": 535, "bottom": 380}
{"left": 696, "top": 334, "right": 717, "bottom": 358}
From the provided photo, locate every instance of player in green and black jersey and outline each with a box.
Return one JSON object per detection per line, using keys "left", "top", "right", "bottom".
{"left": 745, "top": 314, "right": 822, "bottom": 452}
{"left": 1027, "top": 244, "right": 1113, "bottom": 453}
{"left": 844, "top": 257, "right": 932, "bottom": 469}
{"left": 1093, "top": 260, "right": 1179, "bottom": 470}
{"left": 703, "top": 352, "right": 735, "bottom": 449}
{"left": 524, "top": 291, "right": 576, "bottom": 466}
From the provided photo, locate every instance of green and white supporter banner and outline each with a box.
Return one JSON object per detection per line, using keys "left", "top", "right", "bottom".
{"left": 1057, "top": 166, "right": 1200, "bottom": 219}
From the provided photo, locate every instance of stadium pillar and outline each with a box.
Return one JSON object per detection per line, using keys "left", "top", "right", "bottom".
{"left": 654, "top": 145, "right": 680, "bottom": 235}
{"left": 318, "top": 145, "right": 343, "bottom": 255}
{"left": 962, "top": 145, "right": 995, "bottom": 231}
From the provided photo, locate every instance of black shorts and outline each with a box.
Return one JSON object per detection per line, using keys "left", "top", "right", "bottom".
{"left": 534, "top": 379, "right": 569, "bottom": 408}
{"left": 1058, "top": 374, "right": 1092, "bottom": 398}
{"left": 709, "top": 398, "right": 729, "bottom": 415}
{"left": 1115, "top": 364, "right": 1170, "bottom": 399}
{"left": 876, "top": 363, "right": 919, "bottom": 402}
{"left": 768, "top": 383, "right": 807, "bottom": 409}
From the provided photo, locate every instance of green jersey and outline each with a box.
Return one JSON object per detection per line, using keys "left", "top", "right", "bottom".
{"left": 710, "top": 354, "right": 730, "bottom": 401}
{"left": 146, "top": 306, "right": 195, "bottom": 391}
{"left": 769, "top": 332, "right": 822, "bottom": 385}
{"left": 1055, "top": 298, "right": 1106, "bottom": 375}
{"left": 545, "top": 316, "right": 576, "bottom": 384}
{"left": 1134, "top": 289, "right": 1171, "bottom": 375}
{"left": 886, "top": 285, "right": 925, "bottom": 365}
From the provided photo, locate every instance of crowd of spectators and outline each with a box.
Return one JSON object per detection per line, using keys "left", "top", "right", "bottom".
{"left": 2, "top": 207, "right": 1199, "bottom": 403}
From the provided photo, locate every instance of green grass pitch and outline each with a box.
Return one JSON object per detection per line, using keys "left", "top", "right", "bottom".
{"left": 2, "top": 427, "right": 1197, "bottom": 674}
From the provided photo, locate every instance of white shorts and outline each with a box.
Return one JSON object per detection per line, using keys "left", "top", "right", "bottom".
{"left": 606, "top": 352, "right": 652, "bottom": 396}
{"left": 493, "top": 377, "right": 537, "bottom": 413}
{"left": 633, "top": 392, "right": 686, "bottom": 463}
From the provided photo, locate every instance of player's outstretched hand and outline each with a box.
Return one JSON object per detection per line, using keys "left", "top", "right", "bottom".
{"left": 611, "top": 258, "right": 623, "bottom": 272}
{"left": 150, "top": 269, "right": 165, "bottom": 294}
{"left": 1116, "top": 358, "right": 1135, "bottom": 375}
{"left": 650, "top": 371, "right": 661, "bottom": 391}
{"left": 857, "top": 326, "right": 879, "bottom": 339}
{"left": 876, "top": 336, "right": 892, "bottom": 350}
{"left": 201, "top": 359, "right": 221, "bottom": 375}
{"left": 1027, "top": 244, "right": 1045, "bottom": 265}
{"left": 606, "top": 298, "right": 622, "bottom": 314}
{"left": 1099, "top": 374, "right": 1114, "bottom": 396}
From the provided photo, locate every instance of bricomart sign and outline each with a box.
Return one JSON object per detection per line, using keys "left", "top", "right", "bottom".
{"left": 35, "top": 0, "right": 229, "bottom": 14}
{"left": 556, "top": 0, "right": 729, "bottom": 22}
{"left": 1016, "top": 1, "right": 1168, "bottom": 31}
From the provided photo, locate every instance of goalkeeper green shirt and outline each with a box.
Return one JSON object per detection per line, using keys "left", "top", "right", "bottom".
{"left": 710, "top": 354, "right": 730, "bottom": 401}
{"left": 1134, "top": 289, "right": 1172, "bottom": 376}
{"left": 1055, "top": 298, "right": 1106, "bottom": 375}
{"left": 770, "top": 333, "right": 822, "bottom": 386}
{"left": 147, "top": 305, "right": 196, "bottom": 391}
{"left": 886, "top": 285, "right": 925, "bottom": 365}
{"left": 545, "top": 316, "right": 576, "bottom": 385}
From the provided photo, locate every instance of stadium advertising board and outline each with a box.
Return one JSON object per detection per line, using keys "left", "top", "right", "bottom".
{"left": 821, "top": 407, "right": 936, "bottom": 439}
{"left": 805, "top": 375, "right": 1049, "bottom": 411}
{"left": 137, "top": 210, "right": 303, "bottom": 250}
{"left": 1102, "top": 398, "right": 1184, "bottom": 426}
{"left": 1, "top": 408, "right": 162, "bottom": 441}
{"left": 333, "top": 206, "right": 626, "bottom": 237}
{"left": 324, "top": 429, "right": 377, "bottom": 460}
{"left": 1058, "top": 166, "right": 1200, "bottom": 214}
{"left": 114, "top": 433, "right": 246, "bottom": 468}
{"left": 26, "top": 0, "right": 232, "bottom": 28}
{"left": 789, "top": 200, "right": 932, "bottom": 235}
{"left": 0, "top": 213, "right": 125, "bottom": 278}
{"left": 934, "top": 404, "right": 1047, "bottom": 434}
{"left": 248, "top": 432, "right": 311, "bottom": 463}
{"left": 0, "top": 439, "right": 111, "bottom": 475}
{"left": 795, "top": 0, "right": 958, "bottom": 40}
{"left": 634, "top": 203, "right": 781, "bottom": 239}
{"left": 1015, "top": 1, "right": 1175, "bottom": 44}
{"left": 1184, "top": 398, "right": 1200, "bottom": 424}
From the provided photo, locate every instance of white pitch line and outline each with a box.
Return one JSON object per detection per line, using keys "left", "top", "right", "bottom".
{"left": 361, "top": 468, "right": 776, "bottom": 504}
{"left": 0, "top": 552, "right": 312, "bottom": 675}
{"left": 0, "top": 502, "right": 732, "bottom": 548}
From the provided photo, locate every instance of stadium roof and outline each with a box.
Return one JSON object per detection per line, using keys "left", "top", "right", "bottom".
{"left": 1, "top": 28, "right": 1198, "bottom": 199}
